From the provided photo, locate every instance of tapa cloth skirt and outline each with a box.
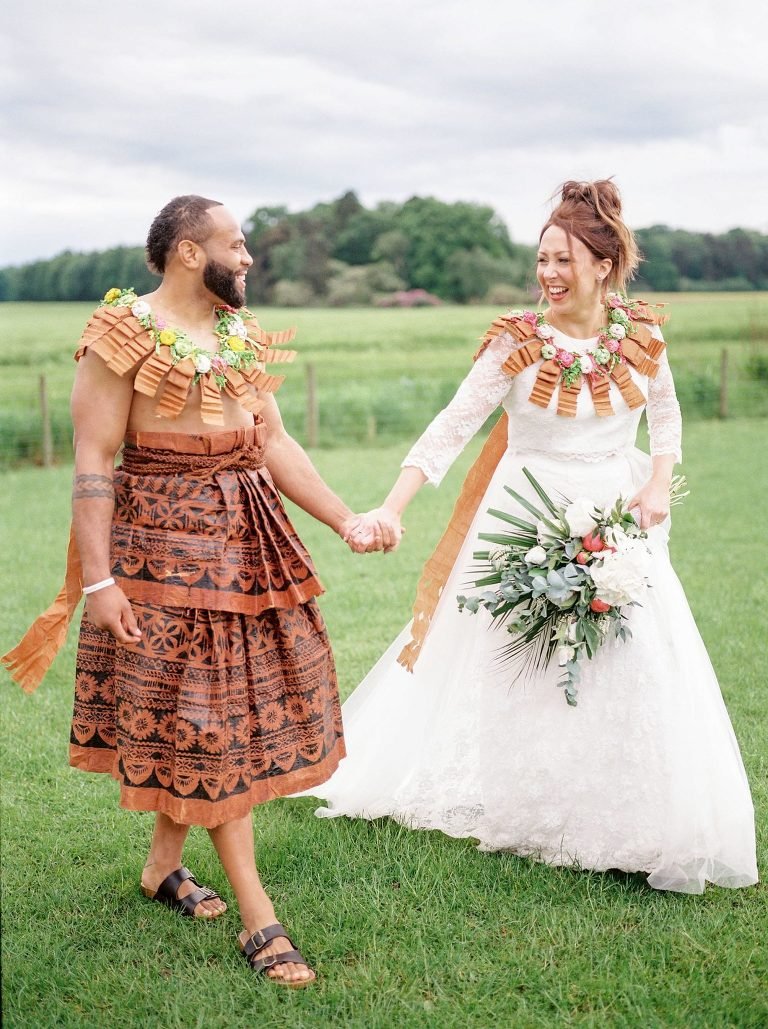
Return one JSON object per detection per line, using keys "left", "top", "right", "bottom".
{"left": 69, "top": 425, "right": 345, "bottom": 826}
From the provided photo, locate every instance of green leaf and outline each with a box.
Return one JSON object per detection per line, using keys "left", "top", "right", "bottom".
{"left": 521, "top": 466, "right": 561, "bottom": 516}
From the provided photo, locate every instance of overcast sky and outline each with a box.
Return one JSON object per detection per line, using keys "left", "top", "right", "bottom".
{"left": 3, "top": 0, "right": 767, "bottom": 266}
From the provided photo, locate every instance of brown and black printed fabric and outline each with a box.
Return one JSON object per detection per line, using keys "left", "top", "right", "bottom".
{"left": 71, "top": 600, "right": 344, "bottom": 827}
{"left": 68, "top": 425, "right": 344, "bottom": 826}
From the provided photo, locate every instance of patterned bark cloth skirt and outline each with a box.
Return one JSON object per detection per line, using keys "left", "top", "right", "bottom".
{"left": 70, "top": 425, "right": 345, "bottom": 827}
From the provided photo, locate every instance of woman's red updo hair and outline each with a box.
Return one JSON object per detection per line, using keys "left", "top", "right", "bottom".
{"left": 540, "top": 180, "right": 641, "bottom": 294}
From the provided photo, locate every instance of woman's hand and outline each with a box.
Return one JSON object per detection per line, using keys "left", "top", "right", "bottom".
{"left": 627, "top": 478, "right": 671, "bottom": 530}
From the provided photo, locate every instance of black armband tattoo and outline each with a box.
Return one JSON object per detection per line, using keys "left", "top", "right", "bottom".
{"left": 73, "top": 473, "right": 115, "bottom": 500}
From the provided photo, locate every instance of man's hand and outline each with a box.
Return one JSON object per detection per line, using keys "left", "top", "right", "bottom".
{"left": 84, "top": 585, "right": 142, "bottom": 645}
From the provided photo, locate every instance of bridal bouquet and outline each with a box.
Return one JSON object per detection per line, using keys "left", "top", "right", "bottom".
{"left": 457, "top": 469, "right": 688, "bottom": 706}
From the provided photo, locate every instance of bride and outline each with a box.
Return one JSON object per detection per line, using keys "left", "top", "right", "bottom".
{"left": 314, "top": 180, "right": 758, "bottom": 894}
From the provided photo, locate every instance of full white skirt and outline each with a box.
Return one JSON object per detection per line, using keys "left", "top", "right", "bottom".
{"left": 307, "top": 448, "right": 758, "bottom": 894}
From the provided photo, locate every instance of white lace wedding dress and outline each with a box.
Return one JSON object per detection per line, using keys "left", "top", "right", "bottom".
{"left": 307, "top": 324, "right": 758, "bottom": 893}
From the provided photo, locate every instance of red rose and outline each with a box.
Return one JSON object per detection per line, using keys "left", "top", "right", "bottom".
{"left": 590, "top": 598, "right": 612, "bottom": 613}
{"left": 581, "top": 531, "right": 605, "bottom": 552}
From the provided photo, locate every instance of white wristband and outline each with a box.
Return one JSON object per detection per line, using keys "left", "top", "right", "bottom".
{"left": 82, "top": 577, "right": 116, "bottom": 595}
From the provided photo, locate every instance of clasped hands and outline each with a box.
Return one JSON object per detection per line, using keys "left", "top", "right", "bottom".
{"left": 341, "top": 508, "right": 404, "bottom": 554}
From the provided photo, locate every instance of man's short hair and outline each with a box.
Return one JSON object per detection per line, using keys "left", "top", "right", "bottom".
{"left": 145, "top": 195, "right": 223, "bottom": 274}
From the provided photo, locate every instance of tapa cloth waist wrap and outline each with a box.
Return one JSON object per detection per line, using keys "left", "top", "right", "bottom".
{"left": 114, "top": 424, "right": 324, "bottom": 615}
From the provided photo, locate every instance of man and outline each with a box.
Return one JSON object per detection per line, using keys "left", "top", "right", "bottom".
{"left": 3, "top": 195, "right": 396, "bottom": 987}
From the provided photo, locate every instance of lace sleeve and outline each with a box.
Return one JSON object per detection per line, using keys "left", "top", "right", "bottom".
{"left": 401, "top": 333, "right": 516, "bottom": 485}
{"left": 647, "top": 327, "right": 682, "bottom": 463}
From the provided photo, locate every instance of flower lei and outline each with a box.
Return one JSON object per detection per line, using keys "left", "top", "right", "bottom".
{"left": 506, "top": 292, "right": 637, "bottom": 387}
{"left": 101, "top": 287, "right": 265, "bottom": 387}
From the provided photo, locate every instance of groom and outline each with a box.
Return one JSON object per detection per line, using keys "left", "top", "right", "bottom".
{"left": 4, "top": 194, "right": 399, "bottom": 986}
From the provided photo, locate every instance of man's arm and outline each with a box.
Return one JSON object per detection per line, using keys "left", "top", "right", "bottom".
{"left": 259, "top": 393, "right": 397, "bottom": 550}
{"left": 70, "top": 350, "right": 142, "bottom": 643}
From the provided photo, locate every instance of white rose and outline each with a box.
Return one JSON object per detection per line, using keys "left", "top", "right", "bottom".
{"left": 564, "top": 498, "right": 599, "bottom": 537}
{"left": 589, "top": 542, "right": 651, "bottom": 606}
{"left": 228, "top": 316, "right": 247, "bottom": 338}
{"left": 194, "top": 353, "right": 212, "bottom": 374}
{"left": 540, "top": 343, "right": 557, "bottom": 360}
{"left": 536, "top": 323, "right": 554, "bottom": 340}
{"left": 579, "top": 354, "right": 594, "bottom": 375}
{"left": 609, "top": 323, "right": 626, "bottom": 340}
{"left": 557, "top": 645, "right": 575, "bottom": 666}
{"left": 131, "top": 300, "right": 151, "bottom": 319}
{"left": 524, "top": 545, "right": 547, "bottom": 565}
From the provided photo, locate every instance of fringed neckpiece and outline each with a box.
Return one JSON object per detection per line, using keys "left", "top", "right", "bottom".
{"left": 476, "top": 293, "right": 668, "bottom": 418}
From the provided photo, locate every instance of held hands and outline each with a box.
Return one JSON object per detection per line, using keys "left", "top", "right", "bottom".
{"left": 340, "top": 508, "right": 404, "bottom": 554}
{"left": 84, "top": 585, "right": 142, "bottom": 645}
{"left": 627, "top": 478, "right": 671, "bottom": 530}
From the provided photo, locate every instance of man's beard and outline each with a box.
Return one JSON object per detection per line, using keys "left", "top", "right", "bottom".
{"left": 203, "top": 259, "right": 245, "bottom": 308}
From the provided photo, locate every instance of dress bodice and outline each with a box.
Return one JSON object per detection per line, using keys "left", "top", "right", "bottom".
{"left": 403, "top": 325, "right": 682, "bottom": 486}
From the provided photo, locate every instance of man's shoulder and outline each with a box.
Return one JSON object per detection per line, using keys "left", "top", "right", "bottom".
{"left": 75, "top": 288, "right": 154, "bottom": 371}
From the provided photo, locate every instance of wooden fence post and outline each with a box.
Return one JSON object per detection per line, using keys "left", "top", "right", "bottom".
{"left": 719, "top": 349, "right": 728, "bottom": 419}
{"left": 306, "top": 363, "right": 319, "bottom": 447}
{"left": 39, "top": 374, "right": 53, "bottom": 467}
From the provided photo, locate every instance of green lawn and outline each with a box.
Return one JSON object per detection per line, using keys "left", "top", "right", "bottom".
{"left": 1, "top": 420, "right": 766, "bottom": 1028}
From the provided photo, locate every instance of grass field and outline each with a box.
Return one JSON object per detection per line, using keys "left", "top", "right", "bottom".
{"left": 1, "top": 419, "right": 766, "bottom": 1028}
{"left": 0, "top": 293, "right": 766, "bottom": 464}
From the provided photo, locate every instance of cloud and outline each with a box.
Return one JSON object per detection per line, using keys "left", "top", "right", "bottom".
{"left": 2, "top": 0, "right": 767, "bottom": 263}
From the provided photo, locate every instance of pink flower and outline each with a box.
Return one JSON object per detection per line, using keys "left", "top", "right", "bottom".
{"left": 155, "top": 317, "right": 167, "bottom": 330}
{"left": 211, "top": 356, "right": 228, "bottom": 375}
{"left": 557, "top": 349, "right": 575, "bottom": 368}
{"left": 608, "top": 295, "right": 625, "bottom": 309}
{"left": 605, "top": 338, "right": 621, "bottom": 354}
{"left": 522, "top": 310, "right": 539, "bottom": 327}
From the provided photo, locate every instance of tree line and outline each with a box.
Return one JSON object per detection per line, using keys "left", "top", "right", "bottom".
{"left": 2, "top": 191, "right": 767, "bottom": 305}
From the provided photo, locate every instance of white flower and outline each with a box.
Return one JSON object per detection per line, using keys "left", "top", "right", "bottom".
{"left": 579, "top": 354, "right": 594, "bottom": 375}
{"left": 609, "top": 323, "right": 626, "bottom": 340}
{"left": 131, "top": 300, "right": 151, "bottom": 319}
{"left": 557, "top": 645, "right": 575, "bottom": 666}
{"left": 524, "top": 545, "right": 547, "bottom": 565}
{"left": 589, "top": 540, "right": 651, "bottom": 606}
{"left": 567, "top": 621, "right": 579, "bottom": 643}
{"left": 194, "top": 353, "right": 212, "bottom": 374}
{"left": 540, "top": 342, "right": 557, "bottom": 360}
{"left": 227, "top": 316, "right": 247, "bottom": 338}
{"left": 564, "top": 497, "right": 599, "bottom": 537}
{"left": 536, "top": 323, "right": 555, "bottom": 340}
{"left": 603, "top": 523, "right": 627, "bottom": 548}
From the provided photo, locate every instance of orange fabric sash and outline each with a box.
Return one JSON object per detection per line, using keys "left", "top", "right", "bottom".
{"left": 2, "top": 526, "right": 83, "bottom": 694}
{"left": 397, "top": 414, "right": 509, "bottom": 670}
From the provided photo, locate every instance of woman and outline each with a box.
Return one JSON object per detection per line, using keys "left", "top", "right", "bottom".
{"left": 308, "top": 180, "right": 758, "bottom": 893}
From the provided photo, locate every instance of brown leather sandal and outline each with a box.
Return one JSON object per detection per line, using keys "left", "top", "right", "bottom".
{"left": 240, "top": 923, "right": 316, "bottom": 988}
{"left": 140, "top": 866, "right": 224, "bottom": 918}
